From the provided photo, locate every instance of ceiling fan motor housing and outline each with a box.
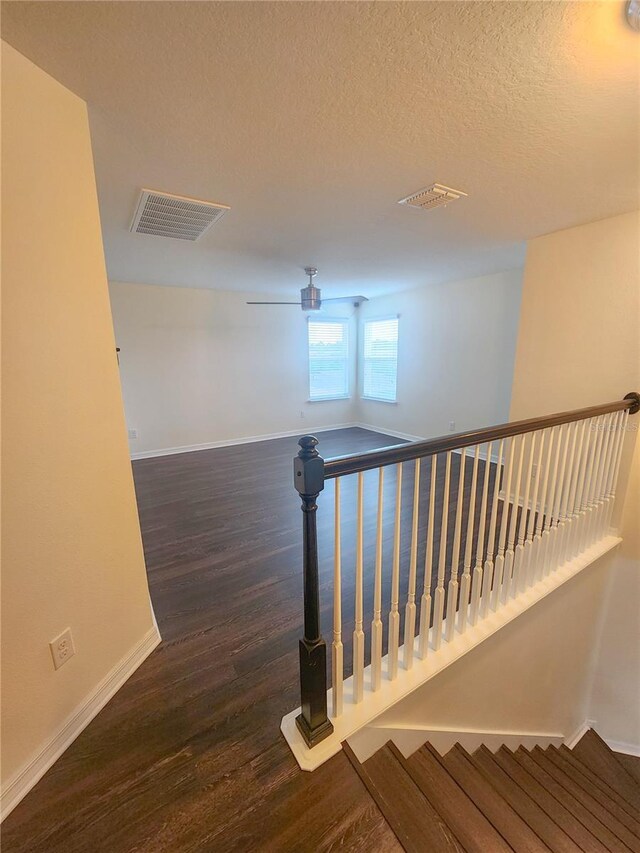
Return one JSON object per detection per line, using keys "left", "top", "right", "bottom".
{"left": 301, "top": 285, "right": 321, "bottom": 311}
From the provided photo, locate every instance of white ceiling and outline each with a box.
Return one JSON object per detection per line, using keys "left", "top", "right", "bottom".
{"left": 2, "top": 1, "right": 639, "bottom": 298}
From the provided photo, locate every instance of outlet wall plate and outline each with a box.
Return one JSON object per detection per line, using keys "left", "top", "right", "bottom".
{"left": 50, "top": 627, "right": 75, "bottom": 670}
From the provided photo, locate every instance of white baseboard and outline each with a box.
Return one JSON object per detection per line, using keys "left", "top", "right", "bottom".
{"left": 354, "top": 422, "right": 424, "bottom": 443}
{"left": 607, "top": 738, "right": 640, "bottom": 758}
{"left": 564, "top": 718, "right": 596, "bottom": 749}
{"left": 130, "top": 422, "right": 361, "bottom": 460}
{"left": 130, "top": 422, "right": 425, "bottom": 461}
{"left": 0, "top": 625, "right": 161, "bottom": 822}
{"left": 347, "top": 724, "right": 565, "bottom": 764}
{"left": 562, "top": 718, "right": 640, "bottom": 757}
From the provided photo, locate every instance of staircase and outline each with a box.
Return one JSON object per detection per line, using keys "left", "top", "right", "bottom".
{"left": 344, "top": 729, "right": 640, "bottom": 852}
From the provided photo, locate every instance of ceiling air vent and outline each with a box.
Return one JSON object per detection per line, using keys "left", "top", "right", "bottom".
{"left": 130, "top": 189, "right": 230, "bottom": 241}
{"left": 398, "top": 183, "right": 467, "bottom": 211}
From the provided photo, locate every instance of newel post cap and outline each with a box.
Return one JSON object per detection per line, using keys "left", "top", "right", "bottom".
{"left": 294, "top": 435, "right": 325, "bottom": 495}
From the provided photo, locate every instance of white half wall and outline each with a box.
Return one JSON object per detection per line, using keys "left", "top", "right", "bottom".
{"left": 1, "top": 43, "right": 158, "bottom": 817}
{"left": 355, "top": 269, "right": 523, "bottom": 439}
{"left": 108, "top": 281, "right": 358, "bottom": 456}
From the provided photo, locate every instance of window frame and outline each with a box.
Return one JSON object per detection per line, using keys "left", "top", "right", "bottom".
{"left": 307, "top": 316, "right": 351, "bottom": 402}
{"left": 361, "top": 314, "right": 400, "bottom": 404}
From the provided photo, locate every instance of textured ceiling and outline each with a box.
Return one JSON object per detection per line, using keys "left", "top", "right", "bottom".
{"left": 2, "top": 1, "right": 639, "bottom": 297}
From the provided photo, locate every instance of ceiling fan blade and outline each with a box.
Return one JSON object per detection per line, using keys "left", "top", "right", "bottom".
{"left": 322, "top": 295, "right": 369, "bottom": 304}
{"left": 246, "top": 301, "right": 302, "bottom": 305}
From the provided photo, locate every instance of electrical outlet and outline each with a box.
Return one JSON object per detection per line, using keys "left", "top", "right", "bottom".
{"left": 50, "top": 627, "right": 75, "bottom": 670}
{"left": 449, "top": 421, "right": 456, "bottom": 432}
{"left": 128, "top": 429, "right": 138, "bottom": 440}
{"left": 300, "top": 411, "right": 305, "bottom": 419}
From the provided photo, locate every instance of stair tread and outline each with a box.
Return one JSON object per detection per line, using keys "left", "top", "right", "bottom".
{"left": 472, "top": 746, "right": 582, "bottom": 853}
{"left": 441, "top": 744, "right": 550, "bottom": 853}
{"left": 615, "top": 754, "right": 640, "bottom": 788}
{"left": 492, "top": 746, "right": 610, "bottom": 853}
{"left": 513, "top": 746, "right": 636, "bottom": 852}
{"left": 572, "top": 731, "right": 640, "bottom": 810}
{"left": 343, "top": 742, "right": 464, "bottom": 853}
{"left": 396, "top": 742, "right": 513, "bottom": 853}
{"left": 530, "top": 747, "right": 640, "bottom": 852}
{"left": 551, "top": 746, "right": 640, "bottom": 828}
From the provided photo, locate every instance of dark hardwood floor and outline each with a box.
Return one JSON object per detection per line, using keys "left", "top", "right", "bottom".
{"left": 2, "top": 429, "right": 412, "bottom": 853}
{"left": 3, "top": 427, "right": 514, "bottom": 852}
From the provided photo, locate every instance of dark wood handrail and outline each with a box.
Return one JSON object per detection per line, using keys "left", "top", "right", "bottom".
{"left": 323, "top": 393, "right": 640, "bottom": 479}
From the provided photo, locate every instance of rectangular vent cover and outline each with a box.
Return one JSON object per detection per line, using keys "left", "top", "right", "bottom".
{"left": 130, "top": 189, "right": 230, "bottom": 240}
{"left": 398, "top": 183, "right": 467, "bottom": 211}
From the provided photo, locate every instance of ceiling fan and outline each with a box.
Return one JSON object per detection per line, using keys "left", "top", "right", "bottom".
{"left": 246, "top": 267, "right": 368, "bottom": 311}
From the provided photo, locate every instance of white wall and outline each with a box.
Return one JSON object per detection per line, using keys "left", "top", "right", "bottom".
{"left": 510, "top": 210, "right": 640, "bottom": 751}
{"left": 1, "top": 43, "right": 158, "bottom": 816}
{"left": 109, "top": 282, "right": 358, "bottom": 456}
{"left": 356, "top": 269, "right": 523, "bottom": 439}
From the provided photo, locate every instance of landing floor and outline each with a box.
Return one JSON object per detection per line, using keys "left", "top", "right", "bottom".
{"left": 3, "top": 429, "right": 411, "bottom": 852}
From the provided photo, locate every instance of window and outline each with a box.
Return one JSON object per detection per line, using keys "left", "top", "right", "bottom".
{"left": 308, "top": 319, "right": 350, "bottom": 401}
{"left": 362, "top": 317, "right": 399, "bottom": 402}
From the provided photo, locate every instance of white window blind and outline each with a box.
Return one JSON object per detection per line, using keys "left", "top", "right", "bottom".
{"left": 308, "top": 319, "right": 350, "bottom": 401}
{"left": 362, "top": 317, "right": 399, "bottom": 402}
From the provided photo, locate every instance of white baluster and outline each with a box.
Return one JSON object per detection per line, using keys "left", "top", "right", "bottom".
{"left": 404, "top": 459, "right": 421, "bottom": 670}
{"left": 458, "top": 445, "right": 479, "bottom": 633}
{"left": 538, "top": 426, "right": 561, "bottom": 579}
{"left": 569, "top": 418, "right": 593, "bottom": 560}
{"left": 595, "top": 412, "right": 619, "bottom": 540}
{"left": 604, "top": 409, "right": 628, "bottom": 535}
{"left": 471, "top": 441, "right": 492, "bottom": 625}
{"left": 433, "top": 452, "right": 451, "bottom": 651}
{"left": 388, "top": 463, "right": 402, "bottom": 680}
{"left": 492, "top": 437, "right": 514, "bottom": 611}
{"left": 482, "top": 439, "right": 504, "bottom": 618}
{"left": 446, "top": 450, "right": 466, "bottom": 641}
{"left": 545, "top": 423, "right": 569, "bottom": 576}
{"left": 502, "top": 434, "right": 525, "bottom": 602}
{"left": 531, "top": 427, "right": 555, "bottom": 583}
{"left": 514, "top": 431, "right": 536, "bottom": 595}
{"left": 581, "top": 416, "right": 606, "bottom": 553}
{"left": 523, "top": 429, "right": 546, "bottom": 588}
{"left": 575, "top": 420, "right": 597, "bottom": 557}
{"left": 562, "top": 419, "right": 587, "bottom": 565}
{"left": 353, "top": 471, "right": 365, "bottom": 703}
{"left": 419, "top": 456, "right": 437, "bottom": 659}
{"left": 601, "top": 411, "right": 622, "bottom": 538}
{"left": 590, "top": 412, "right": 614, "bottom": 546}
{"left": 371, "top": 467, "right": 384, "bottom": 692}
{"left": 332, "top": 478, "right": 343, "bottom": 718}
{"left": 552, "top": 421, "right": 579, "bottom": 569}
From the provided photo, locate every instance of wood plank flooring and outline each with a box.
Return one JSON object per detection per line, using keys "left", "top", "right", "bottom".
{"left": 3, "top": 428, "right": 416, "bottom": 853}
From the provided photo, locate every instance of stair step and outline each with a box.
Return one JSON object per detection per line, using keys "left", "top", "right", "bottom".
{"left": 530, "top": 746, "right": 640, "bottom": 852}
{"left": 513, "top": 746, "right": 636, "bottom": 852}
{"left": 472, "top": 746, "right": 581, "bottom": 853}
{"left": 441, "top": 744, "right": 549, "bottom": 853}
{"left": 572, "top": 731, "right": 640, "bottom": 810}
{"left": 396, "top": 742, "right": 512, "bottom": 853}
{"left": 343, "top": 742, "right": 464, "bottom": 853}
{"left": 492, "top": 747, "right": 609, "bottom": 853}
{"left": 551, "top": 746, "right": 640, "bottom": 828}
{"left": 615, "top": 754, "right": 640, "bottom": 788}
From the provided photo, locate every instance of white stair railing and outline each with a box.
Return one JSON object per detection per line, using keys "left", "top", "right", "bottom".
{"left": 289, "top": 394, "right": 638, "bottom": 754}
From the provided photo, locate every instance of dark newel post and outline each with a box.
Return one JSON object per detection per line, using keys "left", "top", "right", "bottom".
{"left": 293, "top": 435, "right": 334, "bottom": 747}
